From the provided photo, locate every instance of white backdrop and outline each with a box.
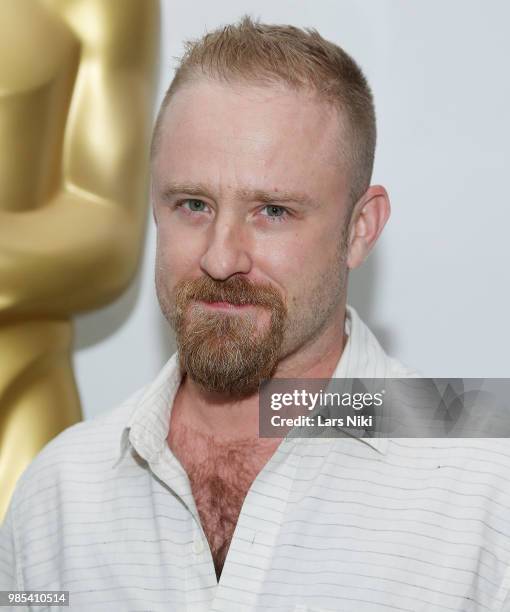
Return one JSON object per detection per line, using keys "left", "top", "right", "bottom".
{"left": 75, "top": 0, "right": 510, "bottom": 420}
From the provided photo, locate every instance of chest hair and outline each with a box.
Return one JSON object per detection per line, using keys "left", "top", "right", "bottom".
{"left": 169, "top": 424, "right": 279, "bottom": 580}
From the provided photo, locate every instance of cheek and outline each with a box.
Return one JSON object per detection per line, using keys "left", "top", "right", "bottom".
{"left": 261, "top": 224, "right": 343, "bottom": 279}
{"left": 260, "top": 226, "right": 346, "bottom": 312}
{"left": 253, "top": 232, "right": 309, "bottom": 299}
{"left": 156, "top": 222, "right": 202, "bottom": 276}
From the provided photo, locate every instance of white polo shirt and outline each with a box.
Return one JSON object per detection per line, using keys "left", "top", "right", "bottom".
{"left": 1, "top": 305, "right": 510, "bottom": 611}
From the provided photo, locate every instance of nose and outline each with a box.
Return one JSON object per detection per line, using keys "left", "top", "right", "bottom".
{"left": 199, "top": 217, "right": 252, "bottom": 280}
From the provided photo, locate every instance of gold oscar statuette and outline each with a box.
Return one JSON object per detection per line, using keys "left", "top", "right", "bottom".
{"left": 0, "top": 0, "right": 160, "bottom": 521}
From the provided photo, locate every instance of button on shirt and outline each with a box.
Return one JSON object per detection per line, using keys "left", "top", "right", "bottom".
{"left": 1, "top": 305, "right": 510, "bottom": 611}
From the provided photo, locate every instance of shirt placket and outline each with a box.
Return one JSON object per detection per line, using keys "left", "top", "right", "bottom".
{"left": 148, "top": 444, "right": 219, "bottom": 612}
{"left": 211, "top": 439, "right": 301, "bottom": 612}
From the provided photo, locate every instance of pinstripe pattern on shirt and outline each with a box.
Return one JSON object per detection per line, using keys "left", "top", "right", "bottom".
{"left": 1, "top": 305, "right": 510, "bottom": 611}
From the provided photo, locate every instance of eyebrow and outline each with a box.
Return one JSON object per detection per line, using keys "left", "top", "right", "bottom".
{"left": 159, "top": 182, "right": 319, "bottom": 209}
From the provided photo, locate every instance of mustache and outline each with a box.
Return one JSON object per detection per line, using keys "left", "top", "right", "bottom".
{"left": 173, "top": 275, "right": 284, "bottom": 308}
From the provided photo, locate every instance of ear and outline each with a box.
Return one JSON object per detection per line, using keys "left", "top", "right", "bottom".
{"left": 346, "top": 185, "right": 391, "bottom": 270}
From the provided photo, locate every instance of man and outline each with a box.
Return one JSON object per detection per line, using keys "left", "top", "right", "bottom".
{"left": 2, "top": 16, "right": 510, "bottom": 612}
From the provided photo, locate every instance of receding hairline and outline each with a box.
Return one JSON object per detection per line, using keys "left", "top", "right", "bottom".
{"left": 150, "top": 16, "right": 377, "bottom": 205}
{"left": 151, "top": 74, "right": 349, "bottom": 160}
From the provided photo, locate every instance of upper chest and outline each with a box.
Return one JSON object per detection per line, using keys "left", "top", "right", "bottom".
{"left": 172, "top": 427, "right": 275, "bottom": 495}
{"left": 168, "top": 423, "right": 281, "bottom": 524}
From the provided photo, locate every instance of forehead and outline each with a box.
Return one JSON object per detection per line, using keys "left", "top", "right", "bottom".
{"left": 153, "top": 79, "right": 347, "bottom": 197}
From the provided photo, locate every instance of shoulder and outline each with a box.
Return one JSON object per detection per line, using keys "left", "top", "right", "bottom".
{"left": 385, "top": 355, "right": 422, "bottom": 378}
{"left": 10, "top": 384, "right": 147, "bottom": 517}
{"left": 344, "top": 305, "right": 421, "bottom": 379}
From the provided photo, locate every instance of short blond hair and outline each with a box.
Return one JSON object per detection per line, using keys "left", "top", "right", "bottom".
{"left": 152, "top": 16, "right": 376, "bottom": 205}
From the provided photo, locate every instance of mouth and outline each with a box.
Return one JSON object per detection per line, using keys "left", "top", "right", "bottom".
{"left": 198, "top": 300, "right": 255, "bottom": 311}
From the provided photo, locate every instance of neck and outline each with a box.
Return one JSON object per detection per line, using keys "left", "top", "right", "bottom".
{"left": 170, "top": 306, "right": 348, "bottom": 443}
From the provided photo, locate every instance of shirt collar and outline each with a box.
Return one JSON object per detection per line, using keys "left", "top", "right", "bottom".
{"left": 328, "top": 305, "right": 390, "bottom": 455}
{"left": 115, "top": 304, "right": 395, "bottom": 466}
{"left": 115, "top": 353, "right": 183, "bottom": 467}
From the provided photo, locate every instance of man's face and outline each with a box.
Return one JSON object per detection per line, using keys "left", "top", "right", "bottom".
{"left": 152, "top": 79, "right": 352, "bottom": 397}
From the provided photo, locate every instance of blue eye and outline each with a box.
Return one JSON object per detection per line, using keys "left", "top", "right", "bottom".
{"left": 183, "top": 199, "right": 206, "bottom": 212}
{"left": 261, "top": 205, "right": 289, "bottom": 222}
{"left": 175, "top": 200, "right": 290, "bottom": 223}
